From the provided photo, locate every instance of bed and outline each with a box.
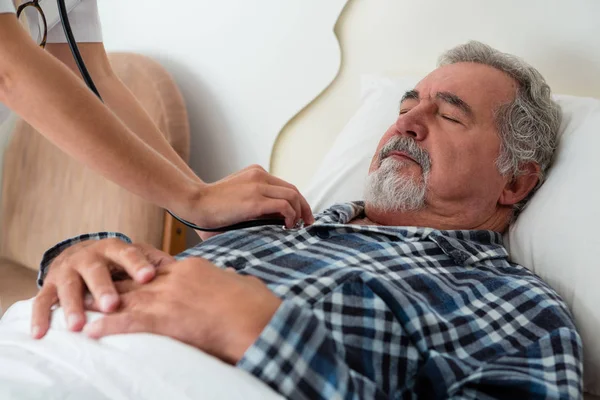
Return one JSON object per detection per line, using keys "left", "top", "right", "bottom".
{"left": 1, "top": 0, "right": 599, "bottom": 398}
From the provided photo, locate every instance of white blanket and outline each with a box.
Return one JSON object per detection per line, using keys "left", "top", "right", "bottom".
{"left": 0, "top": 300, "right": 284, "bottom": 400}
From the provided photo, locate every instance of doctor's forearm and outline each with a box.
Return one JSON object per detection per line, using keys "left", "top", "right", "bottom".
{"left": 96, "top": 73, "right": 201, "bottom": 182}
{"left": 46, "top": 43, "right": 200, "bottom": 185}
{"left": 0, "top": 17, "right": 203, "bottom": 215}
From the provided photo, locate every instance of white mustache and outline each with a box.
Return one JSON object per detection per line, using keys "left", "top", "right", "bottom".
{"left": 378, "top": 136, "right": 431, "bottom": 172}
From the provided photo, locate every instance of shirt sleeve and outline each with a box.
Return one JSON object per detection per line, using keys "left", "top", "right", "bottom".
{"left": 37, "top": 232, "right": 131, "bottom": 288}
{"left": 47, "top": 0, "right": 103, "bottom": 43}
{"left": 0, "top": 0, "right": 15, "bottom": 13}
{"left": 237, "top": 301, "right": 390, "bottom": 400}
{"left": 237, "top": 301, "right": 583, "bottom": 400}
{"left": 447, "top": 328, "right": 583, "bottom": 400}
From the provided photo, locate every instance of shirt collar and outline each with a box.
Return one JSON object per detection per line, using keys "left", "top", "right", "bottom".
{"left": 316, "top": 202, "right": 509, "bottom": 266}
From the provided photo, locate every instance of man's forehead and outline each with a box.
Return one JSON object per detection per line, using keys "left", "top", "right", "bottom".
{"left": 414, "top": 63, "right": 517, "bottom": 107}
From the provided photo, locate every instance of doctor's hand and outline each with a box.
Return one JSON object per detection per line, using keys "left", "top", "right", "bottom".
{"left": 82, "top": 257, "right": 281, "bottom": 365}
{"left": 178, "top": 165, "right": 314, "bottom": 241}
{"left": 31, "top": 239, "right": 175, "bottom": 339}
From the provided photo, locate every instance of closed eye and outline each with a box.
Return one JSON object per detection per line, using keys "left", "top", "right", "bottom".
{"left": 442, "top": 115, "right": 461, "bottom": 124}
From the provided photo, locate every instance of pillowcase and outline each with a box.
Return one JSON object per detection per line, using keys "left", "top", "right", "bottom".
{"left": 303, "top": 74, "right": 600, "bottom": 395}
{"left": 304, "top": 75, "right": 419, "bottom": 213}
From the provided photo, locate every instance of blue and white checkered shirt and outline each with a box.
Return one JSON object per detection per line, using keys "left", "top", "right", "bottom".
{"left": 39, "top": 202, "right": 583, "bottom": 399}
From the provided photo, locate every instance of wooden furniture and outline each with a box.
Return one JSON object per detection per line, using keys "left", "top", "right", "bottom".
{"left": 0, "top": 52, "right": 190, "bottom": 313}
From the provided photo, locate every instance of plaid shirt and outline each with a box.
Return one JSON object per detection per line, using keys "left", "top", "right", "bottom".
{"left": 39, "top": 202, "right": 583, "bottom": 400}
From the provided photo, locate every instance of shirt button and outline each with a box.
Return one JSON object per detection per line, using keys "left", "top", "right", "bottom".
{"left": 316, "top": 230, "right": 330, "bottom": 239}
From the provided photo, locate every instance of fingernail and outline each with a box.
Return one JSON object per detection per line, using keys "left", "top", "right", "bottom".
{"left": 100, "top": 294, "right": 118, "bottom": 312}
{"left": 83, "top": 323, "right": 99, "bottom": 338}
{"left": 31, "top": 326, "right": 41, "bottom": 339}
{"left": 136, "top": 266, "right": 155, "bottom": 281}
{"left": 68, "top": 314, "right": 83, "bottom": 330}
{"left": 84, "top": 294, "right": 94, "bottom": 307}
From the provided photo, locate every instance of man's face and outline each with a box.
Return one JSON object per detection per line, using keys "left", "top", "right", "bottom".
{"left": 366, "top": 62, "right": 518, "bottom": 226}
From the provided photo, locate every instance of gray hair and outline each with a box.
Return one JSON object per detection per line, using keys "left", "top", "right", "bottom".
{"left": 438, "top": 41, "right": 561, "bottom": 212}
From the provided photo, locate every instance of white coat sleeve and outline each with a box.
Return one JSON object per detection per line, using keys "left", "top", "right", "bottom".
{"left": 47, "top": 0, "right": 102, "bottom": 43}
{"left": 0, "top": 0, "right": 15, "bottom": 14}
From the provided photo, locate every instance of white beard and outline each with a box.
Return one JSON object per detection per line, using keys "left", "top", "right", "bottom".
{"left": 364, "top": 157, "right": 428, "bottom": 213}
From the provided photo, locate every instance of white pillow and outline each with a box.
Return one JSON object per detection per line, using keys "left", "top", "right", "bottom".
{"left": 304, "top": 75, "right": 600, "bottom": 395}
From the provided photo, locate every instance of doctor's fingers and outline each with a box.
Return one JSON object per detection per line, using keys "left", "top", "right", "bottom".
{"left": 259, "top": 185, "right": 303, "bottom": 227}
{"left": 263, "top": 175, "right": 314, "bottom": 225}
{"left": 229, "top": 165, "right": 313, "bottom": 224}
{"left": 223, "top": 164, "right": 266, "bottom": 181}
{"left": 254, "top": 198, "right": 296, "bottom": 228}
{"left": 31, "top": 285, "right": 59, "bottom": 339}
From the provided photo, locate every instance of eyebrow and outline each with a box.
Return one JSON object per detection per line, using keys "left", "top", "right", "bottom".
{"left": 436, "top": 91, "right": 474, "bottom": 118}
{"left": 400, "top": 90, "right": 419, "bottom": 103}
{"left": 400, "top": 89, "right": 474, "bottom": 119}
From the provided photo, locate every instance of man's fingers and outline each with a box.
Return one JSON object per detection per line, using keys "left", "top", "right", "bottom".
{"left": 79, "top": 261, "right": 120, "bottom": 313}
{"left": 83, "top": 293, "right": 101, "bottom": 312}
{"left": 134, "top": 243, "right": 176, "bottom": 269}
{"left": 83, "top": 311, "right": 151, "bottom": 339}
{"left": 103, "top": 241, "right": 155, "bottom": 283}
{"left": 83, "top": 280, "right": 140, "bottom": 312}
{"left": 56, "top": 272, "right": 86, "bottom": 332}
{"left": 114, "top": 280, "right": 140, "bottom": 293}
{"left": 31, "top": 286, "right": 58, "bottom": 339}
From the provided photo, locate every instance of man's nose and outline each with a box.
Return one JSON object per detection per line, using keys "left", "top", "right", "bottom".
{"left": 394, "top": 108, "right": 429, "bottom": 141}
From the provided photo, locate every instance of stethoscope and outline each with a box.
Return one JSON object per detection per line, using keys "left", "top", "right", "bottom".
{"left": 52, "top": 0, "right": 288, "bottom": 232}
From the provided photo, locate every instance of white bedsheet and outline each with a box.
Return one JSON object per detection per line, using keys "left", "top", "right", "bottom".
{"left": 0, "top": 299, "right": 284, "bottom": 400}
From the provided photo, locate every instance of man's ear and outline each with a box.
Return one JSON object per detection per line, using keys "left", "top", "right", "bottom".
{"left": 499, "top": 163, "right": 541, "bottom": 206}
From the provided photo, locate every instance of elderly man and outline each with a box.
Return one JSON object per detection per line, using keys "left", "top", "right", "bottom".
{"left": 27, "top": 41, "right": 582, "bottom": 399}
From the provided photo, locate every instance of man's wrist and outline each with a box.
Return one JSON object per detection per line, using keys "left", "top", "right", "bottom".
{"left": 37, "top": 232, "right": 131, "bottom": 288}
{"left": 219, "top": 327, "right": 263, "bottom": 365}
{"left": 219, "top": 296, "right": 283, "bottom": 365}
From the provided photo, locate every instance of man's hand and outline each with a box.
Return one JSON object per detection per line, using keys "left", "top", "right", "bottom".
{"left": 32, "top": 239, "right": 175, "bottom": 339}
{"left": 83, "top": 258, "right": 282, "bottom": 365}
